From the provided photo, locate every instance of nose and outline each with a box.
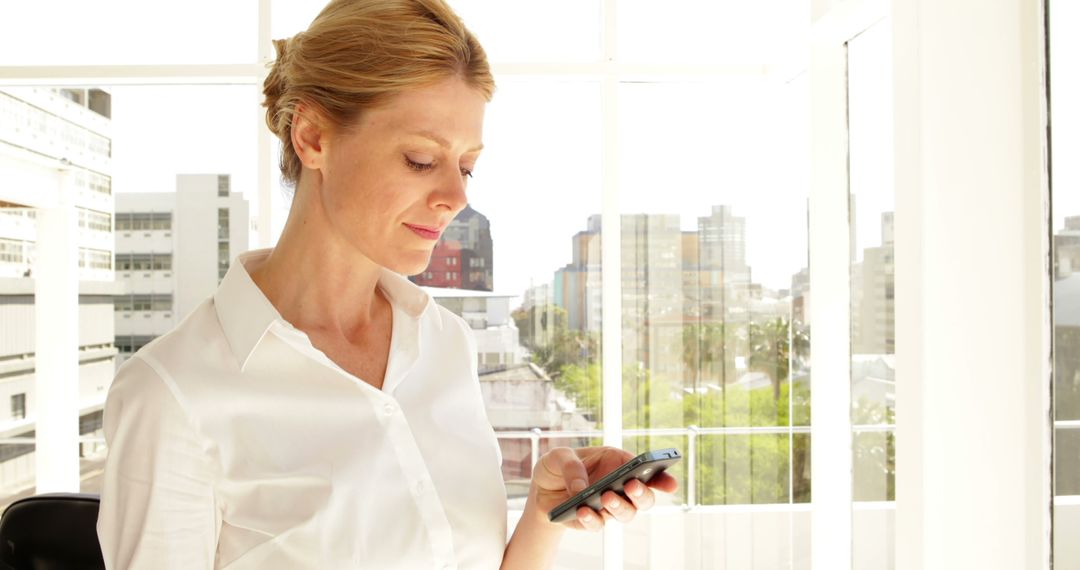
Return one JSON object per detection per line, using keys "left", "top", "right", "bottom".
{"left": 430, "top": 167, "right": 468, "bottom": 213}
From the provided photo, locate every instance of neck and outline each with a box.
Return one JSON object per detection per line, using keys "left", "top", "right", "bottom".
{"left": 249, "top": 179, "right": 388, "bottom": 341}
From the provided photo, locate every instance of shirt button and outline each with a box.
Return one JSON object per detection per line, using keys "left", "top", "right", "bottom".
{"left": 383, "top": 403, "right": 395, "bottom": 416}
{"left": 415, "top": 481, "right": 425, "bottom": 494}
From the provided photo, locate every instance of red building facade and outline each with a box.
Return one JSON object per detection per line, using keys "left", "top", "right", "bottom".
{"left": 412, "top": 239, "right": 463, "bottom": 288}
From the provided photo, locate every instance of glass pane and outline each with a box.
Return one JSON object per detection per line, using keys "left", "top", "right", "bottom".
{"left": 848, "top": 19, "right": 896, "bottom": 422}
{"left": 853, "top": 430, "right": 894, "bottom": 502}
{"left": 617, "top": 0, "right": 809, "bottom": 66}
{"left": 271, "top": 0, "right": 602, "bottom": 63}
{"left": 695, "top": 433, "right": 811, "bottom": 505}
{"left": 0, "top": 1, "right": 255, "bottom": 65}
{"left": 0, "top": 85, "right": 255, "bottom": 505}
{"left": 617, "top": 77, "right": 810, "bottom": 432}
{"left": 1056, "top": 429, "right": 1080, "bottom": 567}
{"left": 847, "top": 16, "right": 895, "bottom": 570}
{"left": 1057, "top": 428, "right": 1080, "bottom": 496}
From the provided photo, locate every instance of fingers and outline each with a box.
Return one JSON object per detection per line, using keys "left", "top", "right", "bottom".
{"left": 645, "top": 472, "right": 679, "bottom": 494}
{"left": 601, "top": 491, "right": 637, "bottom": 524}
{"left": 576, "top": 506, "right": 604, "bottom": 531}
{"left": 623, "top": 478, "right": 656, "bottom": 512}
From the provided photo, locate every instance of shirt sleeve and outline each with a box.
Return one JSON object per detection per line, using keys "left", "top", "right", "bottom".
{"left": 96, "top": 356, "right": 221, "bottom": 569}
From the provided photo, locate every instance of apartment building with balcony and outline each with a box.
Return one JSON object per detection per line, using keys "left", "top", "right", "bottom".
{"left": 0, "top": 87, "right": 119, "bottom": 496}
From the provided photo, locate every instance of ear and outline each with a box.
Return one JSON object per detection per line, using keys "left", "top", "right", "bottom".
{"left": 290, "top": 102, "right": 330, "bottom": 172}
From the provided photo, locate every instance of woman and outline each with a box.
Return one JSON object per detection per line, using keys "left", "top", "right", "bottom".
{"left": 96, "top": 0, "right": 676, "bottom": 568}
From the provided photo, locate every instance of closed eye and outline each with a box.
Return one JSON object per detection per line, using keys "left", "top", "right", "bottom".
{"left": 405, "top": 156, "right": 434, "bottom": 172}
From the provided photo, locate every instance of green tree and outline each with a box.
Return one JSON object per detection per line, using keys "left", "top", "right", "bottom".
{"left": 748, "top": 317, "right": 809, "bottom": 401}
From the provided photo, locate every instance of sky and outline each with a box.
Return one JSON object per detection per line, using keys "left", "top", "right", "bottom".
{"left": 8, "top": 0, "right": 1077, "bottom": 303}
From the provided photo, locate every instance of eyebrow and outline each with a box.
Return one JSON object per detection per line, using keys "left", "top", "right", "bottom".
{"left": 409, "top": 130, "right": 484, "bottom": 153}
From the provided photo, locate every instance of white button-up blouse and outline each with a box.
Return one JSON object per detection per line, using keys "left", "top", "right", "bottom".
{"left": 96, "top": 248, "right": 508, "bottom": 569}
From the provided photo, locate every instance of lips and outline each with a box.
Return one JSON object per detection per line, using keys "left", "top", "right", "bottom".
{"left": 405, "top": 223, "right": 441, "bottom": 240}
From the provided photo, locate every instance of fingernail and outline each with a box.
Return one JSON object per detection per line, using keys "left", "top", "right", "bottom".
{"left": 582, "top": 513, "right": 593, "bottom": 522}
{"left": 629, "top": 483, "right": 643, "bottom": 497}
{"left": 608, "top": 499, "right": 620, "bottom": 510}
{"left": 571, "top": 479, "right": 587, "bottom": 493}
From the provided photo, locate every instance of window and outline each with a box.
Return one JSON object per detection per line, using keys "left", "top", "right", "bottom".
{"left": 151, "top": 294, "right": 173, "bottom": 312}
{"left": 151, "top": 254, "right": 172, "bottom": 271}
{"left": 79, "top": 248, "right": 112, "bottom": 270}
{"left": 152, "top": 212, "right": 172, "bottom": 231}
{"left": 10, "top": 393, "right": 25, "bottom": 421}
{"left": 847, "top": 20, "right": 896, "bottom": 565}
{"left": 219, "top": 241, "right": 230, "bottom": 280}
{"left": 218, "top": 174, "right": 230, "bottom": 197}
{"left": 218, "top": 207, "right": 230, "bottom": 241}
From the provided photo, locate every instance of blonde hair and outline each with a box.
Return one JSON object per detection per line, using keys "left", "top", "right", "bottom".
{"left": 262, "top": 0, "right": 494, "bottom": 188}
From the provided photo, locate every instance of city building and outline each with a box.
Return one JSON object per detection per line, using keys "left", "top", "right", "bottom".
{"left": 411, "top": 204, "right": 493, "bottom": 291}
{"left": 413, "top": 239, "right": 462, "bottom": 289}
{"left": 0, "top": 87, "right": 119, "bottom": 497}
{"left": 427, "top": 287, "right": 526, "bottom": 373}
{"left": 553, "top": 220, "right": 602, "bottom": 334}
{"left": 478, "top": 362, "right": 595, "bottom": 497}
{"left": 113, "top": 174, "right": 248, "bottom": 363}
{"left": 1055, "top": 215, "right": 1080, "bottom": 280}
{"left": 853, "top": 211, "right": 895, "bottom": 355}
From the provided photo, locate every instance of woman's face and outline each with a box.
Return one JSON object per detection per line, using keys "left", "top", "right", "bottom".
{"left": 317, "top": 77, "right": 486, "bottom": 276}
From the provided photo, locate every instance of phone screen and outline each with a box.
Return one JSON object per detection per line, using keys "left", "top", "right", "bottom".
{"left": 547, "top": 448, "right": 681, "bottom": 524}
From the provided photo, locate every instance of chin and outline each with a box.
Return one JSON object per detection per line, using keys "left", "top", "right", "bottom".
{"left": 383, "top": 251, "right": 433, "bottom": 277}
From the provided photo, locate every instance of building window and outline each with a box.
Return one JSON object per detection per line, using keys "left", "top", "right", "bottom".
{"left": 0, "top": 238, "right": 28, "bottom": 265}
{"left": 11, "top": 393, "right": 26, "bottom": 420}
{"left": 218, "top": 208, "right": 230, "bottom": 241}
{"left": 131, "top": 213, "right": 153, "bottom": 231}
{"left": 151, "top": 253, "right": 172, "bottom": 271}
{"left": 152, "top": 212, "right": 172, "bottom": 231}
{"left": 131, "top": 295, "right": 152, "bottom": 312}
{"left": 79, "top": 248, "right": 112, "bottom": 270}
{"left": 218, "top": 241, "right": 229, "bottom": 279}
{"left": 218, "top": 174, "right": 230, "bottom": 197}
{"left": 151, "top": 294, "right": 173, "bottom": 312}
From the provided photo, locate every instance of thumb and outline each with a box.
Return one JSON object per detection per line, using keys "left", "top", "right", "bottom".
{"left": 540, "top": 447, "right": 589, "bottom": 493}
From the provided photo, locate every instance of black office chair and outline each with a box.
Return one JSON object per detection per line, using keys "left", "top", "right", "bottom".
{"left": 0, "top": 493, "right": 105, "bottom": 570}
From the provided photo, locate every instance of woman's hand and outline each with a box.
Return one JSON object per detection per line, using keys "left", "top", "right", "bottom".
{"left": 529, "top": 446, "right": 679, "bottom": 532}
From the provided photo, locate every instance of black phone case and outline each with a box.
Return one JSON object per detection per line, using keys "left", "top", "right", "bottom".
{"left": 547, "top": 448, "right": 681, "bottom": 524}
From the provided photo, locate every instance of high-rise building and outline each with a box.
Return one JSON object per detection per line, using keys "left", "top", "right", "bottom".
{"left": 411, "top": 204, "right": 493, "bottom": 291}
{"left": 114, "top": 174, "right": 248, "bottom": 364}
{"left": 0, "top": 87, "right": 118, "bottom": 498}
{"left": 853, "top": 211, "right": 895, "bottom": 355}
{"left": 553, "top": 223, "right": 601, "bottom": 334}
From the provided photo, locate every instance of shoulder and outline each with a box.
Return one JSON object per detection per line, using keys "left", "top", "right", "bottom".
{"left": 111, "top": 298, "right": 233, "bottom": 420}
{"left": 138, "top": 297, "right": 227, "bottom": 359}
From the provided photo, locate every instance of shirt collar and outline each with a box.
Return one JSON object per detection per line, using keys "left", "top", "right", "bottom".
{"left": 213, "top": 247, "right": 436, "bottom": 372}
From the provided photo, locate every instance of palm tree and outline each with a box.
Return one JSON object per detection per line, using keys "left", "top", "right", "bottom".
{"left": 748, "top": 317, "right": 809, "bottom": 400}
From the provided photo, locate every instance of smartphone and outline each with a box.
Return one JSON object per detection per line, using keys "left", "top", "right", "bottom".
{"left": 547, "top": 448, "right": 681, "bottom": 524}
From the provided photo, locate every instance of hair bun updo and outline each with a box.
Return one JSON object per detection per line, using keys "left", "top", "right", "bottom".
{"left": 259, "top": 0, "right": 494, "bottom": 191}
